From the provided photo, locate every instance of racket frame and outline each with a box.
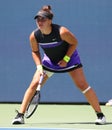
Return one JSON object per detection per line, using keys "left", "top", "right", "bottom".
{"left": 25, "top": 74, "right": 44, "bottom": 118}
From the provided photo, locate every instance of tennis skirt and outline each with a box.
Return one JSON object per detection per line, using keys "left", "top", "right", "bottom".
{"left": 42, "top": 50, "right": 82, "bottom": 73}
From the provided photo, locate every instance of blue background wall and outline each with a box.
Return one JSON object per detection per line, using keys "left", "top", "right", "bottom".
{"left": 0, "top": 0, "right": 112, "bottom": 103}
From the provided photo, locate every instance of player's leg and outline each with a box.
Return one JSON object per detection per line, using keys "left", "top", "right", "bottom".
{"left": 12, "top": 70, "right": 53, "bottom": 124}
{"left": 19, "top": 71, "right": 48, "bottom": 114}
{"left": 68, "top": 67, "right": 106, "bottom": 125}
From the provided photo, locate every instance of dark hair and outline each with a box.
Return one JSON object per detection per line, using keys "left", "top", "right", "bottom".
{"left": 41, "top": 5, "right": 53, "bottom": 19}
{"left": 34, "top": 5, "right": 54, "bottom": 20}
{"left": 41, "top": 5, "right": 51, "bottom": 11}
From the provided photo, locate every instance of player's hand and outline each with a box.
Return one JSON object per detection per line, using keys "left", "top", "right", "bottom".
{"left": 36, "top": 64, "right": 43, "bottom": 75}
{"left": 58, "top": 60, "right": 67, "bottom": 67}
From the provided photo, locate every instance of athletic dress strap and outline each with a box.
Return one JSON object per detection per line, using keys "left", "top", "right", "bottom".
{"left": 34, "top": 24, "right": 82, "bottom": 73}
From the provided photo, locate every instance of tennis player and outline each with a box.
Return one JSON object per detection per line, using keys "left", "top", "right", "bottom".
{"left": 12, "top": 5, "right": 106, "bottom": 125}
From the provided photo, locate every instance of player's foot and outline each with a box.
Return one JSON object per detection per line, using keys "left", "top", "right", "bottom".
{"left": 12, "top": 110, "right": 24, "bottom": 124}
{"left": 95, "top": 113, "right": 106, "bottom": 125}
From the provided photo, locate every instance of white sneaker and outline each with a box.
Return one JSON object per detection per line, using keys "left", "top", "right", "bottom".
{"left": 95, "top": 116, "right": 106, "bottom": 125}
{"left": 105, "top": 99, "right": 112, "bottom": 106}
{"left": 12, "top": 111, "right": 24, "bottom": 124}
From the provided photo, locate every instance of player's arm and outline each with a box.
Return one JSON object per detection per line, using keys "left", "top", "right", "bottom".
{"left": 29, "top": 31, "right": 43, "bottom": 72}
{"left": 29, "top": 31, "right": 42, "bottom": 65}
{"left": 60, "top": 26, "right": 78, "bottom": 58}
{"left": 58, "top": 26, "right": 78, "bottom": 66}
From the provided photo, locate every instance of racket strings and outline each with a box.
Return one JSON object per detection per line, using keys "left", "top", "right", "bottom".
{"left": 25, "top": 91, "right": 41, "bottom": 118}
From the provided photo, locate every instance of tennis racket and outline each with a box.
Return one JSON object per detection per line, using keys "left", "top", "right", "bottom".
{"left": 25, "top": 74, "right": 44, "bottom": 118}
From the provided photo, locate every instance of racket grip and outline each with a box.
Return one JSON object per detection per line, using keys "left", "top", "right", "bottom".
{"left": 36, "top": 75, "right": 44, "bottom": 91}
{"left": 39, "top": 75, "right": 44, "bottom": 84}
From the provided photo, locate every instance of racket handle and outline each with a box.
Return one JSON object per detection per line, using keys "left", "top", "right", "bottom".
{"left": 39, "top": 74, "right": 44, "bottom": 84}
{"left": 36, "top": 75, "right": 44, "bottom": 91}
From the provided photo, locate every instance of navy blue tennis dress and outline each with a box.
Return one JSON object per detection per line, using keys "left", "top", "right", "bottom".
{"left": 34, "top": 24, "right": 82, "bottom": 72}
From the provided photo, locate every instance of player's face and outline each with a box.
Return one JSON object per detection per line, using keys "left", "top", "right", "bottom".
{"left": 36, "top": 16, "right": 47, "bottom": 23}
{"left": 36, "top": 16, "right": 51, "bottom": 30}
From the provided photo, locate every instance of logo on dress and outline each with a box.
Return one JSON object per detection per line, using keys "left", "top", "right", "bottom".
{"left": 52, "top": 38, "right": 56, "bottom": 41}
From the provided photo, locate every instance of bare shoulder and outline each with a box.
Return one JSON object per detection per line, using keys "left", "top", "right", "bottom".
{"left": 60, "top": 26, "right": 77, "bottom": 44}
{"left": 29, "top": 31, "right": 35, "bottom": 42}
{"left": 60, "top": 26, "right": 75, "bottom": 38}
{"left": 60, "top": 26, "right": 70, "bottom": 34}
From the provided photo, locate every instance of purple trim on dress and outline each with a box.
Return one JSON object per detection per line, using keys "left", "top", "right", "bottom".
{"left": 39, "top": 41, "right": 63, "bottom": 48}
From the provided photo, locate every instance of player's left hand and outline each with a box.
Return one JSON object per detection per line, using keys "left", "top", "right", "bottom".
{"left": 58, "top": 60, "right": 67, "bottom": 67}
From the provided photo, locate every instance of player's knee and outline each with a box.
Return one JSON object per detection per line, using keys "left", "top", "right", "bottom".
{"left": 82, "top": 86, "right": 91, "bottom": 94}
{"left": 76, "top": 81, "right": 88, "bottom": 91}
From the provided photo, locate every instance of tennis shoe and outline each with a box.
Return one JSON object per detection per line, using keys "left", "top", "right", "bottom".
{"left": 95, "top": 113, "right": 106, "bottom": 125}
{"left": 12, "top": 110, "right": 24, "bottom": 124}
{"left": 105, "top": 99, "right": 112, "bottom": 106}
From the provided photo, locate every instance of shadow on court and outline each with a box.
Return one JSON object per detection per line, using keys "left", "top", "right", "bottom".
{"left": 27, "top": 121, "right": 112, "bottom": 125}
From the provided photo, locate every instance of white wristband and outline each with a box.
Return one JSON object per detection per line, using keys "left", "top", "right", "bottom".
{"left": 36, "top": 65, "right": 43, "bottom": 71}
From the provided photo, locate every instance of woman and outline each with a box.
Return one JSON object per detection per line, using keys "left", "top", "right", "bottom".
{"left": 12, "top": 5, "right": 106, "bottom": 125}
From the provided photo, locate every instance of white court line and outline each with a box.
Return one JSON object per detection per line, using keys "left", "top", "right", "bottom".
{"left": 0, "top": 128, "right": 73, "bottom": 130}
{"left": 0, "top": 127, "right": 102, "bottom": 130}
